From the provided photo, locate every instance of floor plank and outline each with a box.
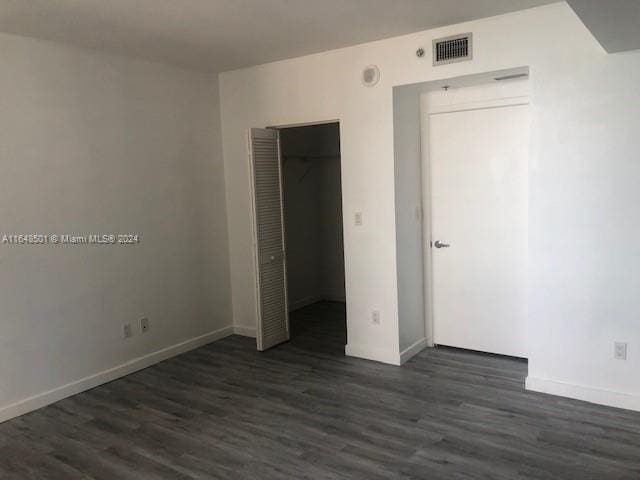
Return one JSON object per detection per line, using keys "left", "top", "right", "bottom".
{"left": 1, "top": 301, "right": 639, "bottom": 479}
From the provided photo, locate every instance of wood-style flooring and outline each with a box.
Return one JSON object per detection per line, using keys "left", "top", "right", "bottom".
{"left": 1, "top": 301, "right": 639, "bottom": 479}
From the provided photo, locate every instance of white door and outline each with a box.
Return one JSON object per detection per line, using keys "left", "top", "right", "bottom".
{"left": 430, "top": 103, "right": 529, "bottom": 358}
{"left": 249, "top": 128, "right": 290, "bottom": 351}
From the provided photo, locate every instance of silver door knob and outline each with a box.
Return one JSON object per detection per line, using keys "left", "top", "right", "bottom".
{"left": 434, "top": 240, "right": 450, "bottom": 248}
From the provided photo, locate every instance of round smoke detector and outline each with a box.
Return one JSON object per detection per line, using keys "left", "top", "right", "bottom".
{"left": 361, "top": 65, "right": 380, "bottom": 87}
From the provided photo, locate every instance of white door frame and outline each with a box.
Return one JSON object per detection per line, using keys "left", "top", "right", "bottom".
{"left": 420, "top": 86, "right": 530, "bottom": 349}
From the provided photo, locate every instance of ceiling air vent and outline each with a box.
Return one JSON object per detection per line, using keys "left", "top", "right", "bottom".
{"left": 433, "top": 33, "right": 473, "bottom": 66}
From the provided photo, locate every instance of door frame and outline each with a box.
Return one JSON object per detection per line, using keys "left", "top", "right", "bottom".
{"left": 419, "top": 85, "right": 530, "bottom": 349}
{"left": 248, "top": 118, "right": 345, "bottom": 349}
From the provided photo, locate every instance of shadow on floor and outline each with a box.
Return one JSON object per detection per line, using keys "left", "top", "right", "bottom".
{"left": 288, "top": 301, "right": 346, "bottom": 356}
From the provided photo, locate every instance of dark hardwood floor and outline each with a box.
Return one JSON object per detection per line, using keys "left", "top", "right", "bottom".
{"left": 1, "top": 301, "right": 640, "bottom": 479}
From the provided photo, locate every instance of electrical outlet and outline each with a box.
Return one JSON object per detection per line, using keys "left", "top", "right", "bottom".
{"left": 372, "top": 310, "right": 380, "bottom": 325}
{"left": 614, "top": 342, "right": 627, "bottom": 360}
{"left": 140, "top": 318, "right": 150, "bottom": 334}
{"left": 123, "top": 323, "right": 132, "bottom": 339}
{"left": 355, "top": 212, "right": 363, "bottom": 226}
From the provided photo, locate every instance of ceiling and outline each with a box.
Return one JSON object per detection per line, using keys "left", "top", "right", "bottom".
{"left": 0, "top": 0, "right": 556, "bottom": 73}
{"left": 566, "top": 0, "right": 640, "bottom": 53}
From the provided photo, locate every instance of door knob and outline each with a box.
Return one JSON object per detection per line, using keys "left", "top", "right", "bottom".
{"left": 434, "top": 240, "right": 450, "bottom": 249}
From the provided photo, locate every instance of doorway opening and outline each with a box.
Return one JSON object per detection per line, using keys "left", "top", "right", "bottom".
{"left": 393, "top": 66, "right": 531, "bottom": 364}
{"left": 278, "top": 123, "right": 346, "bottom": 355}
{"left": 247, "top": 122, "right": 346, "bottom": 354}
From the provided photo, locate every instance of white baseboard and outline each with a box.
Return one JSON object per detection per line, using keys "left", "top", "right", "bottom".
{"left": 400, "top": 337, "right": 428, "bottom": 365}
{"left": 0, "top": 325, "right": 234, "bottom": 424}
{"left": 233, "top": 325, "right": 256, "bottom": 338}
{"left": 526, "top": 376, "right": 640, "bottom": 412}
{"left": 345, "top": 343, "right": 401, "bottom": 366}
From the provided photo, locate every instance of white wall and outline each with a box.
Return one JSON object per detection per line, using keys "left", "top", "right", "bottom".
{"left": 393, "top": 85, "right": 426, "bottom": 357}
{"left": 220, "top": 2, "right": 640, "bottom": 408}
{"left": 526, "top": 51, "right": 640, "bottom": 410}
{"left": 281, "top": 124, "right": 345, "bottom": 310}
{"left": 0, "top": 33, "right": 232, "bottom": 420}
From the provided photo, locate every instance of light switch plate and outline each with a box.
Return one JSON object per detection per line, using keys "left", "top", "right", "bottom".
{"left": 614, "top": 342, "right": 627, "bottom": 360}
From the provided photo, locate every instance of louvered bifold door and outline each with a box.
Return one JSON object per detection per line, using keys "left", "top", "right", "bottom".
{"left": 249, "top": 128, "right": 290, "bottom": 351}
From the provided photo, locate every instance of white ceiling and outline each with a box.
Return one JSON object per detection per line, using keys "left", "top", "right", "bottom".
{"left": 566, "top": 0, "right": 640, "bottom": 53}
{"left": 0, "top": 0, "right": 556, "bottom": 72}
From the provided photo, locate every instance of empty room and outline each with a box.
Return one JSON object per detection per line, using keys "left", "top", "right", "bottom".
{"left": 0, "top": 1, "right": 639, "bottom": 479}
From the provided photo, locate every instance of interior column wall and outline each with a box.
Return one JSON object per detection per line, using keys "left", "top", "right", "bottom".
{"left": 393, "top": 85, "right": 426, "bottom": 358}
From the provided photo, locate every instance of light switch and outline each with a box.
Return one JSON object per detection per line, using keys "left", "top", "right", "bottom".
{"left": 355, "top": 212, "right": 363, "bottom": 226}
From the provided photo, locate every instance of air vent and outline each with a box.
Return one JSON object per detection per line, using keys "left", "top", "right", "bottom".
{"left": 433, "top": 33, "right": 473, "bottom": 66}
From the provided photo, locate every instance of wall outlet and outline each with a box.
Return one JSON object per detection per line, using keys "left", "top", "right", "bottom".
{"left": 372, "top": 310, "right": 381, "bottom": 325}
{"left": 355, "top": 212, "right": 363, "bottom": 226}
{"left": 614, "top": 342, "right": 627, "bottom": 360}
{"left": 140, "top": 318, "right": 150, "bottom": 333}
{"left": 123, "top": 323, "right": 132, "bottom": 339}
